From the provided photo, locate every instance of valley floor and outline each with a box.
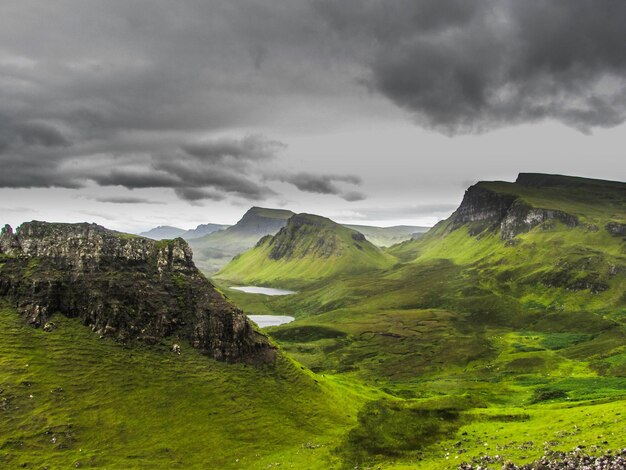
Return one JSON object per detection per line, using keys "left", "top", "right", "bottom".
{"left": 215, "top": 281, "right": 626, "bottom": 469}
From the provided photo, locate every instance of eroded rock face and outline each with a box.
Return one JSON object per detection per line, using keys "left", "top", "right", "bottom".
{"left": 606, "top": 221, "right": 626, "bottom": 236}
{"left": 450, "top": 185, "right": 578, "bottom": 240}
{"left": 450, "top": 185, "right": 517, "bottom": 235}
{"left": 0, "top": 221, "right": 275, "bottom": 364}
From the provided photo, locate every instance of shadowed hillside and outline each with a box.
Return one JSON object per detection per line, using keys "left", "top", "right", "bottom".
{"left": 189, "top": 207, "right": 295, "bottom": 273}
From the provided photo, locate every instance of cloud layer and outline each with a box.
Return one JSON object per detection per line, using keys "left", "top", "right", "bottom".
{"left": 0, "top": 0, "right": 624, "bottom": 208}
{"left": 315, "top": 0, "right": 626, "bottom": 133}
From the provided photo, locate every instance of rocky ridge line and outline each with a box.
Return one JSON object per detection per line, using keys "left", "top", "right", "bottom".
{"left": 0, "top": 221, "right": 275, "bottom": 364}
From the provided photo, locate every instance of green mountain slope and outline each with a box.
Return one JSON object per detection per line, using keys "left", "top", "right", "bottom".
{"left": 218, "top": 173, "right": 626, "bottom": 468}
{"left": 388, "top": 173, "right": 626, "bottom": 314}
{"left": 189, "top": 207, "right": 295, "bottom": 274}
{"left": 344, "top": 224, "right": 430, "bottom": 247}
{"left": 0, "top": 302, "right": 363, "bottom": 469}
{"left": 216, "top": 214, "right": 396, "bottom": 288}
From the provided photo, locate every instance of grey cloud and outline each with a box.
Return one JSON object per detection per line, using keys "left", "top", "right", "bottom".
{"left": 173, "top": 188, "right": 226, "bottom": 202}
{"left": 342, "top": 191, "right": 367, "bottom": 202}
{"left": 181, "top": 135, "right": 285, "bottom": 164}
{"left": 91, "top": 170, "right": 181, "bottom": 189}
{"left": 92, "top": 197, "right": 163, "bottom": 205}
{"left": 315, "top": 0, "right": 626, "bottom": 133}
{"left": 13, "top": 122, "right": 70, "bottom": 148}
{"left": 278, "top": 173, "right": 364, "bottom": 200}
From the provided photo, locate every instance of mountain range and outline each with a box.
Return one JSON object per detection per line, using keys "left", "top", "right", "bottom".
{"left": 141, "top": 207, "right": 428, "bottom": 274}
{"left": 1, "top": 172, "right": 625, "bottom": 469}
{"left": 216, "top": 213, "right": 396, "bottom": 287}
{"left": 139, "top": 223, "right": 230, "bottom": 240}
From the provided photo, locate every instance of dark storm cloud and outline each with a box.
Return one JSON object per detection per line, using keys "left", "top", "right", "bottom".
{"left": 342, "top": 191, "right": 367, "bottom": 202}
{"left": 1, "top": 0, "right": 623, "bottom": 213}
{"left": 277, "top": 173, "right": 365, "bottom": 201}
{"left": 314, "top": 0, "right": 626, "bottom": 133}
{"left": 85, "top": 136, "right": 281, "bottom": 200}
{"left": 13, "top": 122, "right": 70, "bottom": 148}
{"left": 173, "top": 188, "right": 225, "bottom": 202}
{"left": 181, "top": 135, "right": 285, "bottom": 165}
{"left": 91, "top": 197, "right": 163, "bottom": 205}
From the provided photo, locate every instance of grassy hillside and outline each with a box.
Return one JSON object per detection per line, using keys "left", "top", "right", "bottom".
{"left": 343, "top": 224, "right": 430, "bottom": 247}
{"left": 216, "top": 214, "right": 396, "bottom": 288}
{"left": 214, "top": 174, "right": 626, "bottom": 468}
{"left": 189, "top": 207, "right": 295, "bottom": 274}
{"left": 0, "top": 302, "right": 365, "bottom": 469}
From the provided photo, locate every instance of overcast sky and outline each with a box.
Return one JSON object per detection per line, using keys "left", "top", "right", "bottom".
{"left": 1, "top": 0, "right": 625, "bottom": 232}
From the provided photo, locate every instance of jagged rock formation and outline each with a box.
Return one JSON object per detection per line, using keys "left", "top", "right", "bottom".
{"left": 449, "top": 175, "right": 581, "bottom": 240}
{"left": 0, "top": 221, "right": 275, "bottom": 364}
{"left": 606, "top": 221, "right": 626, "bottom": 236}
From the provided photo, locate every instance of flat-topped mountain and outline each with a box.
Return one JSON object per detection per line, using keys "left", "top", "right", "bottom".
{"left": 445, "top": 172, "right": 625, "bottom": 240}
{"left": 189, "top": 207, "right": 295, "bottom": 273}
{"left": 386, "top": 173, "right": 625, "bottom": 309}
{"left": 0, "top": 221, "right": 275, "bottom": 364}
{"left": 217, "top": 213, "right": 395, "bottom": 287}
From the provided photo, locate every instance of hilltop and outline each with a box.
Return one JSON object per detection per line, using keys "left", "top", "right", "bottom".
{"left": 216, "top": 213, "right": 396, "bottom": 288}
{"left": 189, "top": 207, "right": 295, "bottom": 273}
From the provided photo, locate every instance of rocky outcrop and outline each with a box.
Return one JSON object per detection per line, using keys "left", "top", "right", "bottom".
{"left": 606, "top": 221, "right": 626, "bottom": 236}
{"left": 500, "top": 200, "right": 578, "bottom": 240}
{"left": 0, "top": 221, "right": 275, "bottom": 364}
{"left": 450, "top": 184, "right": 578, "bottom": 240}
{"left": 449, "top": 185, "right": 517, "bottom": 236}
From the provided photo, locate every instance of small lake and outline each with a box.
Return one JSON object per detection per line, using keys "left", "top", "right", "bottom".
{"left": 247, "top": 315, "right": 295, "bottom": 328}
{"left": 230, "top": 286, "right": 297, "bottom": 296}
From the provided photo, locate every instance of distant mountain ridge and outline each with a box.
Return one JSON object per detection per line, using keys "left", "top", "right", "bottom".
{"left": 216, "top": 213, "right": 395, "bottom": 287}
{"left": 140, "top": 223, "right": 229, "bottom": 240}
{"left": 189, "top": 207, "right": 295, "bottom": 273}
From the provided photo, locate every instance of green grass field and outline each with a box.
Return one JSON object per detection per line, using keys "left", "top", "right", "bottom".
{"left": 212, "top": 175, "right": 626, "bottom": 468}
{"left": 0, "top": 303, "right": 367, "bottom": 469}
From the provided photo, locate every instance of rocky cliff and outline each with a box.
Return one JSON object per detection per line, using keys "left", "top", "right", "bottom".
{"left": 449, "top": 181, "right": 579, "bottom": 240}
{"left": 0, "top": 221, "right": 275, "bottom": 364}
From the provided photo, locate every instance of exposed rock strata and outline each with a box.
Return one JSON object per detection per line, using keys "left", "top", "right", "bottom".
{"left": 449, "top": 184, "right": 578, "bottom": 240}
{"left": 0, "top": 221, "right": 275, "bottom": 364}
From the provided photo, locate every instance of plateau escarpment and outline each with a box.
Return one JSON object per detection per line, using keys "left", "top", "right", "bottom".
{"left": 0, "top": 222, "right": 275, "bottom": 364}
{"left": 450, "top": 181, "right": 577, "bottom": 240}
{"left": 447, "top": 173, "right": 625, "bottom": 240}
